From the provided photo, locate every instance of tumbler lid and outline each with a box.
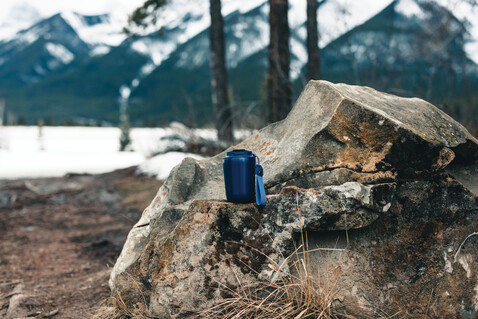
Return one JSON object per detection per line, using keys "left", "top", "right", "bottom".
{"left": 226, "top": 149, "right": 253, "bottom": 157}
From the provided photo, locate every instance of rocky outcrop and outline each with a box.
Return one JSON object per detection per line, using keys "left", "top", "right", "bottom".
{"left": 109, "top": 80, "right": 478, "bottom": 318}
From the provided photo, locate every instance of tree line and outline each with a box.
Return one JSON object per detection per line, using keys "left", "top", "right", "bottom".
{"left": 129, "top": 0, "right": 322, "bottom": 144}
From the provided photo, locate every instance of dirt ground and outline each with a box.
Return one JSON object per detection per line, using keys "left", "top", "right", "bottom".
{"left": 0, "top": 167, "right": 162, "bottom": 318}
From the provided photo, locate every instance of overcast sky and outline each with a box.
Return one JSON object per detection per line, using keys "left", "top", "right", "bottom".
{"left": 0, "top": 0, "right": 145, "bottom": 18}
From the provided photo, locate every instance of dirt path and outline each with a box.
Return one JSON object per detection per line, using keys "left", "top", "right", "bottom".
{"left": 0, "top": 167, "right": 162, "bottom": 318}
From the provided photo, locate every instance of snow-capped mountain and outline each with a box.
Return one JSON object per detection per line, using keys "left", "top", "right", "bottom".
{"left": 119, "top": 0, "right": 392, "bottom": 109}
{"left": 125, "top": 0, "right": 393, "bottom": 78}
{"left": 322, "top": 0, "right": 478, "bottom": 101}
{"left": 0, "top": 9, "right": 138, "bottom": 85}
{"left": 0, "top": 13, "right": 90, "bottom": 84}
{"left": 123, "top": 0, "right": 478, "bottom": 126}
{"left": 0, "top": 0, "right": 477, "bottom": 127}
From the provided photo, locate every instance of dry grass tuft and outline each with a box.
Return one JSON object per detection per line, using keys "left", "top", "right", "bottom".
{"left": 197, "top": 193, "right": 347, "bottom": 319}
{"left": 92, "top": 272, "right": 156, "bottom": 319}
{"left": 197, "top": 247, "right": 343, "bottom": 319}
{"left": 92, "top": 304, "right": 128, "bottom": 319}
{"left": 92, "top": 293, "right": 155, "bottom": 319}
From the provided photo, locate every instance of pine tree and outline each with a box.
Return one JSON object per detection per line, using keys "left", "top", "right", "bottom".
{"left": 306, "top": 0, "right": 321, "bottom": 80}
{"left": 268, "top": 0, "right": 291, "bottom": 123}
{"left": 128, "top": 0, "right": 234, "bottom": 143}
{"left": 209, "top": 0, "right": 234, "bottom": 143}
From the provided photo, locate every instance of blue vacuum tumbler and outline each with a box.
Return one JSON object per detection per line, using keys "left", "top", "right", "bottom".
{"left": 223, "top": 149, "right": 266, "bottom": 206}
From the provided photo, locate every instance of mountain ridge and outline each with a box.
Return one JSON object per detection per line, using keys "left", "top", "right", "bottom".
{"left": 0, "top": 0, "right": 476, "bottom": 128}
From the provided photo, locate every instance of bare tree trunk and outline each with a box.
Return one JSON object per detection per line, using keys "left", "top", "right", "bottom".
{"left": 0, "top": 99, "right": 4, "bottom": 126}
{"left": 209, "top": 0, "right": 233, "bottom": 143}
{"left": 268, "top": 0, "right": 291, "bottom": 123}
{"left": 306, "top": 0, "right": 321, "bottom": 80}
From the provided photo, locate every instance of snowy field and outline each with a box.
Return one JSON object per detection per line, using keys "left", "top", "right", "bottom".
{"left": 0, "top": 126, "right": 220, "bottom": 180}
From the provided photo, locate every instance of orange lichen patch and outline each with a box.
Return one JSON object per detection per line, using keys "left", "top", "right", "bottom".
{"left": 243, "top": 143, "right": 247, "bottom": 146}
{"left": 329, "top": 104, "right": 397, "bottom": 149}
{"left": 280, "top": 186, "right": 301, "bottom": 197}
{"left": 304, "top": 188, "right": 323, "bottom": 196}
{"left": 255, "top": 134, "right": 259, "bottom": 139}
{"left": 280, "top": 186, "right": 322, "bottom": 198}
{"left": 302, "top": 167, "right": 395, "bottom": 185}
{"left": 445, "top": 114, "right": 450, "bottom": 118}
{"left": 192, "top": 212, "right": 214, "bottom": 224}
{"left": 154, "top": 243, "right": 175, "bottom": 280}
{"left": 267, "top": 142, "right": 270, "bottom": 145}
{"left": 351, "top": 170, "right": 396, "bottom": 183}
{"left": 267, "top": 151, "right": 271, "bottom": 155}
{"left": 191, "top": 199, "right": 214, "bottom": 213}
{"left": 263, "top": 141, "right": 266, "bottom": 145}
{"left": 142, "top": 208, "right": 148, "bottom": 215}
{"left": 163, "top": 192, "right": 167, "bottom": 196}
{"left": 431, "top": 147, "right": 455, "bottom": 170}
{"left": 193, "top": 213, "right": 204, "bottom": 222}
{"left": 317, "top": 103, "right": 400, "bottom": 172}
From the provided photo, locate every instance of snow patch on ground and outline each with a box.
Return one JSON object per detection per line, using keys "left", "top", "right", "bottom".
{"left": 139, "top": 152, "right": 204, "bottom": 180}
{"left": 0, "top": 148, "right": 143, "bottom": 179}
{"left": 0, "top": 126, "right": 218, "bottom": 180}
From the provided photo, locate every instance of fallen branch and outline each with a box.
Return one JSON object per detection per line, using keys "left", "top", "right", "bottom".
{"left": 454, "top": 232, "right": 478, "bottom": 263}
{"left": 24, "top": 181, "right": 43, "bottom": 195}
{"left": 44, "top": 309, "right": 59, "bottom": 317}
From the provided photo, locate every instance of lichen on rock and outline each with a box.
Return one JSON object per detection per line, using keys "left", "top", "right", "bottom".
{"left": 109, "top": 80, "right": 478, "bottom": 317}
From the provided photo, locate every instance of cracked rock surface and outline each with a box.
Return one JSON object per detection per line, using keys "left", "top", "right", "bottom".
{"left": 109, "top": 80, "right": 478, "bottom": 317}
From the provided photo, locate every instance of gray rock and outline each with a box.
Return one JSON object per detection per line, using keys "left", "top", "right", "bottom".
{"left": 6, "top": 294, "right": 31, "bottom": 319}
{"left": 109, "top": 80, "right": 478, "bottom": 317}
{"left": 6, "top": 284, "right": 36, "bottom": 319}
{"left": 111, "top": 182, "right": 394, "bottom": 315}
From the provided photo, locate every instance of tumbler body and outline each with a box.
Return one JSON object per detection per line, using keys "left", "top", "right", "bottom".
{"left": 223, "top": 149, "right": 255, "bottom": 203}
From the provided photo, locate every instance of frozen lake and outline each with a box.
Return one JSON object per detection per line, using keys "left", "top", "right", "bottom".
{"left": 0, "top": 126, "right": 214, "bottom": 179}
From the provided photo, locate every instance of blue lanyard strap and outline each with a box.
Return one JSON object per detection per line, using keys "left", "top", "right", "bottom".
{"left": 253, "top": 154, "right": 266, "bottom": 206}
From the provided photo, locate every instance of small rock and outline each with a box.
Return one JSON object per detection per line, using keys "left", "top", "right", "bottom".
{"left": 6, "top": 294, "right": 33, "bottom": 319}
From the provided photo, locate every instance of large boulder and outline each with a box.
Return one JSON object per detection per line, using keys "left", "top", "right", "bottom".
{"left": 109, "top": 80, "right": 478, "bottom": 317}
